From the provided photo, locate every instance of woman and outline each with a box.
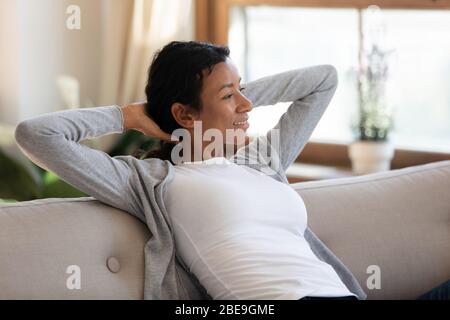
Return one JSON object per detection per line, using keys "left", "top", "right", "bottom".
{"left": 14, "top": 41, "right": 447, "bottom": 300}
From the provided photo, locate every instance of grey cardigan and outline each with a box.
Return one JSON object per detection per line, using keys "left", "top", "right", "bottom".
{"left": 15, "top": 65, "right": 367, "bottom": 300}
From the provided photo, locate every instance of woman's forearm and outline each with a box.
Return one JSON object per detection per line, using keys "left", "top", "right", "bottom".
{"left": 15, "top": 106, "right": 125, "bottom": 145}
{"left": 239, "top": 65, "right": 338, "bottom": 173}
{"left": 241, "top": 65, "right": 338, "bottom": 108}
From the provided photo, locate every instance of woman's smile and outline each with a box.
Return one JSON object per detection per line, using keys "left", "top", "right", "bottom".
{"left": 233, "top": 119, "right": 249, "bottom": 130}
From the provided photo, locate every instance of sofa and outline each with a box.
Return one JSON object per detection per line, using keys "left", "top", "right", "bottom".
{"left": 1, "top": 160, "right": 449, "bottom": 300}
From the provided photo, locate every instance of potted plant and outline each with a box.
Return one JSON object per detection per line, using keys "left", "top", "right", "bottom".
{"left": 349, "top": 6, "right": 396, "bottom": 175}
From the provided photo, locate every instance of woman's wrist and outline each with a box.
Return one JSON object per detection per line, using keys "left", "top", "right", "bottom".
{"left": 120, "top": 104, "right": 143, "bottom": 131}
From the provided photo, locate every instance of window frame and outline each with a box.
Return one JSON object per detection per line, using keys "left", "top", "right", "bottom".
{"left": 195, "top": 0, "right": 450, "bottom": 168}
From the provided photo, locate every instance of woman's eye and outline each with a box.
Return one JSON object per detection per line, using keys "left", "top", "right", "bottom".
{"left": 223, "top": 87, "right": 245, "bottom": 100}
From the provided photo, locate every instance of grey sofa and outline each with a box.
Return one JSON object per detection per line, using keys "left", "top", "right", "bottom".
{"left": 1, "top": 160, "right": 449, "bottom": 300}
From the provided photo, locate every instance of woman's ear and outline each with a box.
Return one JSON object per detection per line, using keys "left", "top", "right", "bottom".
{"left": 171, "top": 102, "right": 198, "bottom": 129}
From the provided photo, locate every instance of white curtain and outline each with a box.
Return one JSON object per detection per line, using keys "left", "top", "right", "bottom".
{"left": 91, "top": 0, "right": 192, "bottom": 151}
{"left": 99, "top": 0, "right": 193, "bottom": 106}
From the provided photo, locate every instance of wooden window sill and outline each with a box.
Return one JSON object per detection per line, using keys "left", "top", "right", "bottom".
{"left": 287, "top": 140, "right": 450, "bottom": 183}
{"left": 296, "top": 141, "right": 450, "bottom": 171}
{"left": 286, "top": 162, "right": 355, "bottom": 183}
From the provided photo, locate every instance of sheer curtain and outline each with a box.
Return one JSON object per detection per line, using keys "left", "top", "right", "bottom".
{"left": 99, "top": 0, "right": 193, "bottom": 106}
{"left": 93, "top": 0, "right": 193, "bottom": 151}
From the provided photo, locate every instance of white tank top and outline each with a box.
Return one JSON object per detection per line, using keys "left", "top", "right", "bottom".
{"left": 163, "top": 156, "right": 356, "bottom": 299}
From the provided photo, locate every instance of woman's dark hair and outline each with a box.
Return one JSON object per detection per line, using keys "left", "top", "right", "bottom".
{"left": 134, "top": 41, "right": 230, "bottom": 164}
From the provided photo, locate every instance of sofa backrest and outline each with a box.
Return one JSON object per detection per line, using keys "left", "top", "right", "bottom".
{"left": 1, "top": 160, "right": 449, "bottom": 299}
{"left": 292, "top": 160, "right": 450, "bottom": 300}
{"left": 0, "top": 197, "right": 150, "bottom": 299}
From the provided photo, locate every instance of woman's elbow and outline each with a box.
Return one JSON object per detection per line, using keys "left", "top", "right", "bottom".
{"left": 14, "top": 121, "right": 33, "bottom": 147}
{"left": 325, "top": 64, "right": 339, "bottom": 89}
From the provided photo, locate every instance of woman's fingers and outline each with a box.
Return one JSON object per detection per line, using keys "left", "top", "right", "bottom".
{"left": 157, "top": 130, "right": 179, "bottom": 144}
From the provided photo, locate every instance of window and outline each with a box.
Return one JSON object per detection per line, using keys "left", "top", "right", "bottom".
{"left": 228, "top": 5, "right": 450, "bottom": 153}
{"left": 375, "top": 9, "right": 450, "bottom": 153}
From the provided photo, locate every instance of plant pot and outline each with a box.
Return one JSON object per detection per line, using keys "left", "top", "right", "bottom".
{"left": 348, "top": 140, "right": 395, "bottom": 175}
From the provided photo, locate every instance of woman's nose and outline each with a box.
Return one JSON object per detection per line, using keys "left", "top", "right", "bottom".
{"left": 238, "top": 92, "right": 253, "bottom": 112}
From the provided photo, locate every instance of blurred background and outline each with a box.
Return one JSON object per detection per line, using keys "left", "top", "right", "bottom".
{"left": 1, "top": 0, "right": 450, "bottom": 202}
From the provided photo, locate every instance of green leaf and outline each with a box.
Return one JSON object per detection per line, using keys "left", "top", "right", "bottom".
{"left": 0, "top": 198, "right": 18, "bottom": 204}
{"left": 108, "top": 130, "right": 157, "bottom": 157}
{"left": 0, "top": 148, "right": 43, "bottom": 201}
{"left": 42, "top": 172, "right": 86, "bottom": 198}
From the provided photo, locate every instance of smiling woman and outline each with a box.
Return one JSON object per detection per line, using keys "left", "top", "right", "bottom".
{"left": 140, "top": 41, "right": 253, "bottom": 163}
{"left": 14, "top": 38, "right": 369, "bottom": 300}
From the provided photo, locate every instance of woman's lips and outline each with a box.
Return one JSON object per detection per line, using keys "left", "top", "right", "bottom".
{"left": 233, "top": 120, "right": 249, "bottom": 130}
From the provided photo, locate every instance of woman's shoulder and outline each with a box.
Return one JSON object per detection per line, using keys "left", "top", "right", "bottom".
{"left": 112, "top": 154, "right": 172, "bottom": 179}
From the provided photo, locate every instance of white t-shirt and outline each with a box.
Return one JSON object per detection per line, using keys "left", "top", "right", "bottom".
{"left": 163, "top": 156, "right": 356, "bottom": 300}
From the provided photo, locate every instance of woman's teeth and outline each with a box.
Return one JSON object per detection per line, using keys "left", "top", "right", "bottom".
{"left": 234, "top": 120, "right": 248, "bottom": 125}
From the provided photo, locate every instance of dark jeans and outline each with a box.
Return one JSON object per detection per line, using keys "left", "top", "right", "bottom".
{"left": 300, "top": 295, "right": 358, "bottom": 300}
{"left": 299, "top": 279, "right": 450, "bottom": 300}
{"left": 416, "top": 280, "right": 450, "bottom": 300}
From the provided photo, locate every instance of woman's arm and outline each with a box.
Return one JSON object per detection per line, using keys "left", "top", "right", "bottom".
{"left": 240, "top": 65, "right": 338, "bottom": 173}
{"left": 14, "top": 105, "right": 145, "bottom": 220}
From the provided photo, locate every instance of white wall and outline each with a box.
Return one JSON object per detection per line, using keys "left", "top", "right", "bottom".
{"left": 0, "top": 0, "right": 102, "bottom": 124}
{"left": 60, "top": 0, "right": 102, "bottom": 110}
{"left": 17, "top": 0, "right": 66, "bottom": 120}
{"left": 0, "top": 0, "right": 194, "bottom": 125}
{"left": 0, "top": 0, "right": 21, "bottom": 124}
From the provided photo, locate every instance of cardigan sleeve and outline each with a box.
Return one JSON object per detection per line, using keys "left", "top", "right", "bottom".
{"left": 14, "top": 105, "right": 143, "bottom": 220}
{"left": 240, "top": 65, "right": 338, "bottom": 173}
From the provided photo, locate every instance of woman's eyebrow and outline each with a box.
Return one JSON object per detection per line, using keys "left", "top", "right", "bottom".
{"left": 219, "top": 78, "right": 242, "bottom": 92}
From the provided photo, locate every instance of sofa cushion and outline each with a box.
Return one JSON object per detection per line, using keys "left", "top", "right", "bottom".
{"left": 0, "top": 197, "right": 150, "bottom": 299}
{"left": 292, "top": 160, "right": 450, "bottom": 300}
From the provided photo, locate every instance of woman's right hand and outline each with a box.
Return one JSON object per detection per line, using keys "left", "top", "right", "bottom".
{"left": 120, "top": 102, "right": 178, "bottom": 144}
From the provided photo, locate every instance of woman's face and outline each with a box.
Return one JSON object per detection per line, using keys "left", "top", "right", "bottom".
{"left": 192, "top": 58, "right": 253, "bottom": 145}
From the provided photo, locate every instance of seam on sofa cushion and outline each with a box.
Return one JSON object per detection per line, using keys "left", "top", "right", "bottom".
{"left": 291, "top": 161, "right": 450, "bottom": 191}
